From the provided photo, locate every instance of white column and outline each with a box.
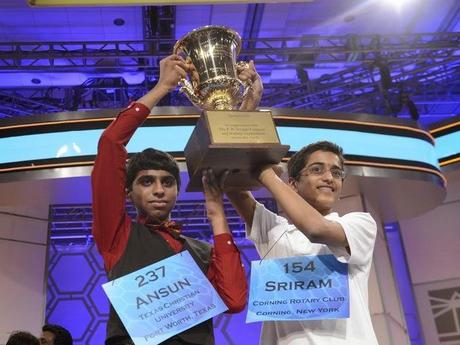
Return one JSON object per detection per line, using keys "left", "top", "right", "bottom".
{"left": 0, "top": 180, "right": 50, "bottom": 343}
{"left": 336, "top": 193, "right": 410, "bottom": 345}
{"left": 399, "top": 169, "right": 460, "bottom": 345}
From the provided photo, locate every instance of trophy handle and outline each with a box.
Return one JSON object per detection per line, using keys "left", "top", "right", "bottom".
{"left": 178, "top": 78, "right": 204, "bottom": 108}
{"left": 236, "top": 61, "right": 253, "bottom": 100}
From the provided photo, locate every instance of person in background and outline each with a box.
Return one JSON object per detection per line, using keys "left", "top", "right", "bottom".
{"left": 6, "top": 331, "right": 39, "bottom": 345}
{"left": 39, "top": 324, "right": 73, "bottom": 345}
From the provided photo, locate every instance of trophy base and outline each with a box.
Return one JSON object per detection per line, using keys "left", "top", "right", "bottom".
{"left": 185, "top": 144, "right": 290, "bottom": 192}
{"left": 184, "top": 110, "right": 290, "bottom": 192}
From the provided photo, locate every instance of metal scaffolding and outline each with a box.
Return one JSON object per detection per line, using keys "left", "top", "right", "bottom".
{"left": 0, "top": 32, "right": 459, "bottom": 123}
{"left": 0, "top": 32, "right": 458, "bottom": 71}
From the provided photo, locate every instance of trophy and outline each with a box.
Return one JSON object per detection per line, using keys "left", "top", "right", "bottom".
{"left": 173, "top": 25, "right": 289, "bottom": 191}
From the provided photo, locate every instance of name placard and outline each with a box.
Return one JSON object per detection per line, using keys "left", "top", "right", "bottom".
{"left": 247, "top": 254, "right": 349, "bottom": 323}
{"left": 102, "top": 251, "right": 228, "bottom": 345}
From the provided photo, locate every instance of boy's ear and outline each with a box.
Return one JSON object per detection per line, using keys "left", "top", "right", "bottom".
{"left": 126, "top": 188, "right": 132, "bottom": 201}
{"left": 288, "top": 177, "right": 298, "bottom": 192}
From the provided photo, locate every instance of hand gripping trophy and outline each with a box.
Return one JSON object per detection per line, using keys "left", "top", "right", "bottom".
{"left": 173, "top": 25, "right": 289, "bottom": 191}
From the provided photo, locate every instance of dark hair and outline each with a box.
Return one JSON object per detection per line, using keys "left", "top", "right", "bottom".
{"left": 6, "top": 331, "right": 39, "bottom": 345}
{"left": 126, "top": 148, "right": 181, "bottom": 191}
{"left": 42, "top": 324, "right": 73, "bottom": 345}
{"left": 287, "top": 141, "right": 344, "bottom": 179}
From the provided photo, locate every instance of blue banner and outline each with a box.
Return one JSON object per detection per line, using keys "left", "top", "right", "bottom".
{"left": 247, "top": 254, "right": 349, "bottom": 322}
{"left": 102, "top": 250, "right": 228, "bottom": 345}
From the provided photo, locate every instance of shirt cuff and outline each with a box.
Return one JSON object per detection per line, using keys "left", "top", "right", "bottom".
{"left": 119, "top": 102, "right": 151, "bottom": 116}
{"left": 213, "top": 233, "right": 239, "bottom": 254}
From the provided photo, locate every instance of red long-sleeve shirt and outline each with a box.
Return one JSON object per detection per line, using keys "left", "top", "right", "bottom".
{"left": 91, "top": 102, "right": 247, "bottom": 312}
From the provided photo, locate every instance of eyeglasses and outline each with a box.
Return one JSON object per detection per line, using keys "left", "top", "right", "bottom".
{"left": 298, "top": 163, "right": 346, "bottom": 180}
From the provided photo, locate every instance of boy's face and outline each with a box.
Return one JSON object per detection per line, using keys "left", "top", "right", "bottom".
{"left": 128, "top": 169, "right": 178, "bottom": 223}
{"left": 290, "top": 150, "right": 343, "bottom": 216}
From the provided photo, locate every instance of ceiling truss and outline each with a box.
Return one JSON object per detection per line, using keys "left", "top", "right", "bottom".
{"left": 0, "top": 32, "right": 458, "bottom": 123}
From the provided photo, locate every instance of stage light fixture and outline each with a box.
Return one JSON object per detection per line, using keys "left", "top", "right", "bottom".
{"left": 113, "top": 18, "right": 125, "bottom": 26}
{"left": 400, "top": 93, "right": 420, "bottom": 121}
{"left": 406, "top": 99, "right": 420, "bottom": 121}
{"left": 373, "top": 59, "right": 393, "bottom": 89}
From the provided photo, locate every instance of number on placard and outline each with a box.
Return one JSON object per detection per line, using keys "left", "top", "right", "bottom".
{"left": 283, "top": 261, "right": 316, "bottom": 274}
{"left": 135, "top": 275, "right": 147, "bottom": 287}
{"left": 134, "top": 265, "right": 166, "bottom": 288}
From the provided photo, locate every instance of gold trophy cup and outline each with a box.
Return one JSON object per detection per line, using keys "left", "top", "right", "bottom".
{"left": 174, "top": 26, "right": 289, "bottom": 191}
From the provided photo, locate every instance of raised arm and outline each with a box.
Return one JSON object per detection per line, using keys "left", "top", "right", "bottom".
{"left": 137, "top": 55, "right": 188, "bottom": 109}
{"left": 226, "top": 190, "right": 257, "bottom": 228}
{"left": 91, "top": 55, "right": 188, "bottom": 269}
{"left": 202, "top": 169, "right": 247, "bottom": 313}
{"left": 258, "top": 167, "right": 348, "bottom": 248}
{"left": 239, "top": 60, "right": 263, "bottom": 111}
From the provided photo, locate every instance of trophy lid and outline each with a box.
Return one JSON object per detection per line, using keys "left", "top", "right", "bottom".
{"left": 173, "top": 25, "right": 242, "bottom": 56}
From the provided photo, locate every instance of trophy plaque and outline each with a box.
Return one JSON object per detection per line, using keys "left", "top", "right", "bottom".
{"left": 173, "top": 26, "right": 289, "bottom": 191}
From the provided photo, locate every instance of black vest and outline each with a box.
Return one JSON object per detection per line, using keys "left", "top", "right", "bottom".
{"left": 105, "top": 222, "right": 215, "bottom": 345}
